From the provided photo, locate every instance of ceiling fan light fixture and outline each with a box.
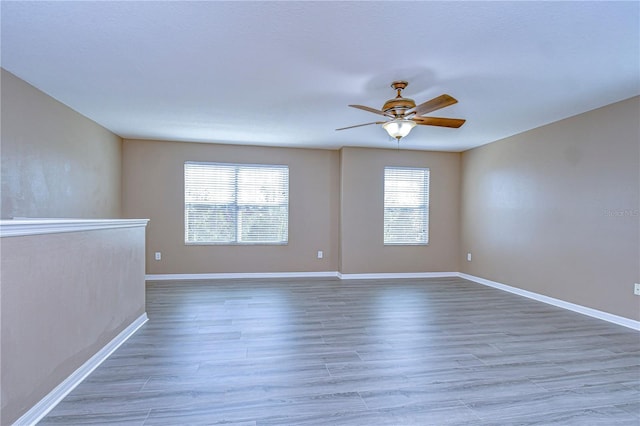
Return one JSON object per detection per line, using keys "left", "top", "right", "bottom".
{"left": 383, "top": 119, "right": 416, "bottom": 140}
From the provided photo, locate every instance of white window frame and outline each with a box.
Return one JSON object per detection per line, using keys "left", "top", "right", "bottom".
{"left": 184, "top": 161, "right": 289, "bottom": 245}
{"left": 383, "top": 166, "right": 430, "bottom": 246}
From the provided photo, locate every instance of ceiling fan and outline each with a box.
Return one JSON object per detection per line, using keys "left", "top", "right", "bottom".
{"left": 336, "top": 81, "right": 465, "bottom": 141}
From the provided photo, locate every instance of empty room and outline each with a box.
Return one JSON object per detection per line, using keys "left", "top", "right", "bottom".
{"left": 1, "top": 1, "right": 638, "bottom": 425}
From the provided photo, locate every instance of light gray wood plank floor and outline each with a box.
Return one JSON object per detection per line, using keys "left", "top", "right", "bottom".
{"left": 40, "top": 277, "right": 640, "bottom": 425}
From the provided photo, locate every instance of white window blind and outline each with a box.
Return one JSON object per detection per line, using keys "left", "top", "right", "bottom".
{"left": 384, "top": 167, "right": 430, "bottom": 245}
{"left": 185, "top": 162, "right": 289, "bottom": 245}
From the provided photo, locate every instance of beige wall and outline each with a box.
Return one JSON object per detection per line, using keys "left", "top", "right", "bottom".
{"left": 1, "top": 68, "right": 122, "bottom": 219}
{"left": 1, "top": 226, "right": 147, "bottom": 424}
{"left": 340, "top": 147, "right": 461, "bottom": 274}
{"left": 461, "top": 96, "right": 640, "bottom": 321}
{"left": 122, "top": 140, "right": 462, "bottom": 276}
{"left": 122, "top": 139, "right": 341, "bottom": 274}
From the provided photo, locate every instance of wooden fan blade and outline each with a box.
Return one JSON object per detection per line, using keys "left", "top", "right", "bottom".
{"left": 349, "top": 105, "right": 393, "bottom": 117}
{"left": 406, "top": 94, "right": 458, "bottom": 117}
{"left": 336, "top": 121, "right": 385, "bottom": 131}
{"left": 413, "top": 116, "right": 466, "bottom": 128}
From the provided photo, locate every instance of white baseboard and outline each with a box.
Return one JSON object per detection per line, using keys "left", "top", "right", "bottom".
{"left": 145, "top": 271, "right": 458, "bottom": 281}
{"left": 13, "top": 313, "right": 149, "bottom": 426}
{"left": 458, "top": 273, "right": 640, "bottom": 331}
{"left": 338, "top": 272, "right": 458, "bottom": 280}
{"left": 146, "top": 271, "right": 460, "bottom": 281}
{"left": 146, "top": 271, "right": 340, "bottom": 281}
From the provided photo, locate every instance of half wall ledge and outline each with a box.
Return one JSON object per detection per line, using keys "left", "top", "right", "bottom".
{"left": 0, "top": 218, "right": 150, "bottom": 237}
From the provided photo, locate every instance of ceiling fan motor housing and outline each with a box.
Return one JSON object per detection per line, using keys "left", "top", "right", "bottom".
{"left": 383, "top": 97, "right": 416, "bottom": 117}
{"left": 383, "top": 80, "right": 416, "bottom": 117}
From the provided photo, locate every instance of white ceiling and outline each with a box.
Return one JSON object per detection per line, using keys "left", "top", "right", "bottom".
{"left": 2, "top": 1, "right": 638, "bottom": 152}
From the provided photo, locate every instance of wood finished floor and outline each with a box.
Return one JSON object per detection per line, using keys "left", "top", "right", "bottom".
{"left": 40, "top": 277, "right": 640, "bottom": 425}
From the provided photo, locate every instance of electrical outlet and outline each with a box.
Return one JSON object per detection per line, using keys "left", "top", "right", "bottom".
{"left": 634, "top": 283, "right": 640, "bottom": 296}
{"left": 155, "top": 252, "right": 161, "bottom": 261}
{"left": 317, "top": 250, "right": 323, "bottom": 259}
{"left": 467, "top": 252, "right": 472, "bottom": 262}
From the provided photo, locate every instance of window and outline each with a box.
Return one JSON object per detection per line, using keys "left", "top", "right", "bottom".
{"left": 384, "top": 167, "right": 430, "bottom": 245}
{"left": 185, "top": 162, "right": 289, "bottom": 245}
